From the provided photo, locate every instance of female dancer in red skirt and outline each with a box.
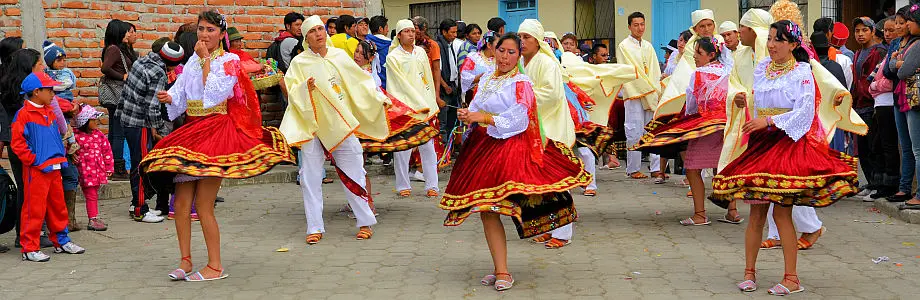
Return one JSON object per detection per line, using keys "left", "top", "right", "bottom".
{"left": 631, "top": 37, "right": 742, "bottom": 225}
{"left": 710, "top": 21, "right": 857, "bottom": 295}
{"left": 146, "top": 11, "right": 294, "bottom": 281}
{"left": 439, "top": 33, "right": 591, "bottom": 291}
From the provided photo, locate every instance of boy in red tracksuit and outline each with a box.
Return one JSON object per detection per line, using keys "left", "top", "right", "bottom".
{"left": 13, "top": 72, "right": 85, "bottom": 262}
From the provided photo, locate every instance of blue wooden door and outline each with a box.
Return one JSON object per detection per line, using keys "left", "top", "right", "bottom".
{"left": 652, "top": 0, "right": 699, "bottom": 62}
{"left": 500, "top": 0, "right": 538, "bottom": 32}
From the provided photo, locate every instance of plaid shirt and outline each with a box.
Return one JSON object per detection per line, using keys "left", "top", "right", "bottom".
{"left": 118, "top": 53, "right": 168, "bottom": 135}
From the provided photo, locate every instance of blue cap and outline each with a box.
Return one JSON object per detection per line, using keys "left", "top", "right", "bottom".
{"left": 20, "top": 72, "right": 62, "bottom": 95}
{"left": 42, "top": 40, "right": 65, "bottom": 68}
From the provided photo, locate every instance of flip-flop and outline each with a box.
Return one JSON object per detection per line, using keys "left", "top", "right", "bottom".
{"left": 531, "top": 233, "right": 552, "bottom": 244}
{"left": 168, "top": 256, "right": 192, "bottom": 281}
{"left": 185, "top": 265, "right": 229, "bottom": 282}
{"left": 494, "top": 273, "right": 514, "bottom": 291}
{"left": 544, "top": 238, "right": 571, "bottom": 249}
{"left": 717, "top": 209, "right": 744, "bottom": 224}
{"left": 306, "top": 233, "right": 323, "bottom": 245}
{"left": 767, "top": 283, "right": 804, "bottom": 296}
{"left": 760, "top": 239, "right": 781, "bottom": 249}
{"left": 481, "top": 274, "right": 496, "bottom": 286}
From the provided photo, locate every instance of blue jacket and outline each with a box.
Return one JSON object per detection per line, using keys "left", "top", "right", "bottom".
{"left": 367, "top": 34, "right": 392, "bottom": 89}
{"left": 11, "top": 101, "right": 68, "bottom": 173}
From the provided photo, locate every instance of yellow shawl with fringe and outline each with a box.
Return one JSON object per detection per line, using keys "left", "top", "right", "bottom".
{"left": 615, "top": 36, "right": 661, "bottom": 110}
{"left": 385, "top": 44, "right": 439, "bottom": 121}
{"left": 280, "top": 46, "right": 390, "bottom": 151}
{"left": 560, "top": 52, "right": 641, "bottom": 125}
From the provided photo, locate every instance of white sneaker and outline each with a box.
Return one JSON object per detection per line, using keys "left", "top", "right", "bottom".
{"left": 411, "top": 171, "right": 425, "bottom": 182}
{"left": 22, "top": 251, "right": 50, "bottom": 262}
{"left": 54, "top": 242, "right": 85, "bottom": 254}
{"left": 149, "top": 209, "right": 162, "bottom": 216}
{"left": 856, "top": 189, "right": 873, "bottom": 197}
{"left": 128, "top": 205, "right": 135, "bottom": 213}
{"left": 136, "top": 211, "right": 165, "bottom": 223}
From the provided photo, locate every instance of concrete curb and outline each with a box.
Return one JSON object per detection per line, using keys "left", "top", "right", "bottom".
{"left": 873, "top": 199, "right": 920, "bottom": 224}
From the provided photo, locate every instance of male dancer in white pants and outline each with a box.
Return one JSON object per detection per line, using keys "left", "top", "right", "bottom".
{"left": 762, "top": 205, "right": 825, "bottom": 249}
{"left": 281, "top": 16, "right": 391, "bottom": 244}
{"left": 387, "top": 18, "right": 442, "bottom": 198}
{"left": 616, "top": 12, "right": 662, "bottom": 180}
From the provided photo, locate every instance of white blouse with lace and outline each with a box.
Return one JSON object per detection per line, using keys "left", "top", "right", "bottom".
{"left": 166, "top": 51, "right": 240, "bottom": 120}
{"left": 468, "top": 73, "right": 533, "bottom": 139}
{"left": 752, "top": 58, "right": 816, "bottom": 142}
{"left": 460, "top": 51, "right": 496, "bottom": 93}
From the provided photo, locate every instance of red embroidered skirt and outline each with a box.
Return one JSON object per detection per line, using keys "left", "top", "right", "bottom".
{"left": 709, "top": 128, "right": 858, "bottom": 208}
{"left": 607, "top": 100, "right": 627, "bottom": 155}
{"left": 141, "top": 113, "right": 294, "bottom": 179}
{"left": 439, "top": 126, "right": 590, "bottom": 238}
{"left": 630, "top": 112, "right": 726, "bottom": 158}
{"left": 575, "top": 122, "right": 616, "bottom": 157}
{"left": 359, "top": 97, "right": 440, "bottom": 154}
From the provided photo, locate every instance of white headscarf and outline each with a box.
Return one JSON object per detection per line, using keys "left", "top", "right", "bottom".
{"left": 518, "top": 19, "right": 556, "bottom": 60}
{"left": 719, "top": 21, "right": 738, "bottom": 34}
{"left": 302, "top": 15, "right": 333, "bottom": 48}
{"left": 691, "top": 9, "right": 715, "bottom": 26}
{"left": 739, "top": 8, "right": 773, "bottom": 62}
{"left": 390, "top": 19, "right": 416, "bottom": 51}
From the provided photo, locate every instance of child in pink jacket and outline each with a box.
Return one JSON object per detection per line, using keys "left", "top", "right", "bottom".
{"left": 73, "top": 105, "right": 114, "bottom": 231}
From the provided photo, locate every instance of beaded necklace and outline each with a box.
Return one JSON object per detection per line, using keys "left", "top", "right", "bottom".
{"left": 479, "top": 68, "right": 519, "bottom": 96}
{"left": 765, "top": 58, "right": 796, "bottom": 80}
{"left": 199, "top": 47, "right": 225, "bottom": 69}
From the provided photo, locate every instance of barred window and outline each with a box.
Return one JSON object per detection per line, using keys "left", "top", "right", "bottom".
{"left": 739, "top": 0, "right": 810, "bottom": 29}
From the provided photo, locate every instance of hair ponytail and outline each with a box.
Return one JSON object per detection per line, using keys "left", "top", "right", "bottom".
{"left": 791, "top": 46, "right": 809, "bottom": 63}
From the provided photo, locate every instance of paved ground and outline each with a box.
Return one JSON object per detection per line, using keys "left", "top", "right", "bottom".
{"left": 1, "top": 165, "right": 919, "bottom": 299}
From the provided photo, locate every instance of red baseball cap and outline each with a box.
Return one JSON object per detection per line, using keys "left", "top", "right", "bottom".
{"left": 831, "top": 22, "right": 849, "bottom": 47}
{"left": 20, "top": 72, "right": 62, "bottom": 95}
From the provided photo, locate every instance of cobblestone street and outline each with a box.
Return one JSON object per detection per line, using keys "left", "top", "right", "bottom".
{"left": 1, "top": 166, "right": 919, "bottom": 299}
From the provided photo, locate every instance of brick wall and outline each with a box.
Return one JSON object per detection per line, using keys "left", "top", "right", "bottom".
{"left": 3, "top": 0, "right": 367, "bottom": 127}
{"left": 0, "top": 1, "right": 20, "bottom": 38}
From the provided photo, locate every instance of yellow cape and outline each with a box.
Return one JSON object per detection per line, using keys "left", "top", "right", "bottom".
{"left": 280, "top": 46, "right": 390, "bottom": 150}
{"left": 385, "top": 44, "right": 439, "bottom": 122}
{"left": 655, "top": 33, "right": 724, "bottom": 119}
{"left": 717, "top": 59, "right": 868, "bottom": 171}
{"left": 615, "top": 36, "right": 662, "bottom": 110}
{"left": 560, "top": 52, "right": 641, "bottom": 125}
{"left": 525, "top": 52, "right": 576, "bottom": 147}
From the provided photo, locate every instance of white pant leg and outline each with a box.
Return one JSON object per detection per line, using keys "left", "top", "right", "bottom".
{"left": 394, "top": 148, "right": 412, "bottom": 192}
{"left": 551, "top": 223, "right": 574, "bottom": 240}
{"left": 299, "top": 139, "right": 328, "bottom": 234}
{"left": 624, "top": 100, "right": 646, "bottom": 173}
{"left": 331, "top": 136, "right": 377, "bottom": 228}
{"left": 791, "top": 206, "right": 822, "bottom": 234}
{"left": 766, "top": 204, "right": 779, "bottom": 239}
{"left": 418, "top": 139, "right": 440, "bottom": 192}
{"left": 767, "top": 204, "right": 823, "bottom": 239}
{"left": 644, "top": 109, "right": 661, "bottom": 172}
{"left": 577, "top": 147, "right": 597, "bottom": 191}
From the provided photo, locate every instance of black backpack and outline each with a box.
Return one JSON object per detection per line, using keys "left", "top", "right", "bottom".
{"left": 266, "top": 39, "right": 290, "bottom": 73}
{"left": 0, "top": 167, "right": 19, "bottom": 234}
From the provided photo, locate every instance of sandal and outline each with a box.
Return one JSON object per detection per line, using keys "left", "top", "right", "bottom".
{"left": 356, "top": 227, "right": 373, "bottom": 240}
{"left": 322, "top": 178, "right": 334, "bottom": 184}
{"left": 607, "top": 158, "right": 621, "bottom": 169}
{"left": 544, "top": 238, "right": 571, "bottom": 249}
{"left": 305, "top": 233, "right": 323, "bottom": 245}
{"left": 583, "top": 189, "right": 597, "bottom": 197}
{"left": 185, "top": 264, "right": 229, "bottom": 282}
{"left": 651, "top": 172, "right": 668, "bottom": 184}
{"left": 168, "top": 256, "right": 192, "bottom": 281}
{"left": 531, "top": 233, "right": 552, "bottom": 244}
{"left": 627, "top": 172, "right": 648, "bottom": 179}
{"left": 686, "top": 190, "right": 693, "bottom": 198}
{"left": 426, "top": 189, "right": 439, "bottom": 197}
{"left": 760, "top": 239, "right": 781, "bottom": 249}
{"left": 717, "top": 208, "right": 744, "bottom": 224}
{"left": 494, "top": 272, "right": 514, "bottom": 291}
{"left": 797, "top": 226, "right": 826, "bottom": 250}
{"left": 767, "top": 273, "right": 804, "bottom": 296}
{"left": 679, "top": 211, "right": 710, "bottom": 226}
{"left": 397, "top": 190, "right": 411, "bottom": 197}
{"left": 737, "top": 268, "right": 757, "bottom": 292}
{"left": 481, "top": 274, "right": 497, "bottom": 286}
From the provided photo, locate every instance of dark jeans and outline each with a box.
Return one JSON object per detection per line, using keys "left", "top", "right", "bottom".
{"left": 871, "top": 106, "right": 901, "bottom": 189}
{"left": 8, "top": 147, "right": 24, "bottom": 239}
{"left": 438, "top": 82, "right": 460, "bottom": 143}
{"left": 856, "top": 107, "right": 877, "bottom": 189}
{"left": 123, "top": 126, "right": 156, "bottom": 216}
{"left": 104, "top": 105, "right": 126, "bottom": 169}
{"left": 894, "top": 102, "right": 915, "bottom": 194}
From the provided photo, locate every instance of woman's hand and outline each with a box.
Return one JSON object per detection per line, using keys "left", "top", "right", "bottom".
{"left": 122, "top": 74, "right": 128, "bottom": 81}
{"left": 195, "top": 40, "right": 209, "bottom": 60}
{"left": 436, "top": 97, "right": 446, "bottom": 108}
{"left": 733, "top": 93, "right": 747, "bottom": 108}
{"left": 458, "top": 109, "right": 489, "bottom": 124}
{"left": 156, "top": 90, "right": 172, "bottom": 104}
{"left": 307, "top": 77, "right": 316, "bottom": 91}
{"left": 742, "top": 117, "right": 769, "bottom": 134}
{"left": 472, "top": 73, "right": 484, "bottom": 86}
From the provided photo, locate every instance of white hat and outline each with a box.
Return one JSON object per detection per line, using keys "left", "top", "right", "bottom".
{"left": 719, "top": 21, "right": 738, "bottom": 34}
{"left": 691, "top": 9, "right": 715, "bottom": 26}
